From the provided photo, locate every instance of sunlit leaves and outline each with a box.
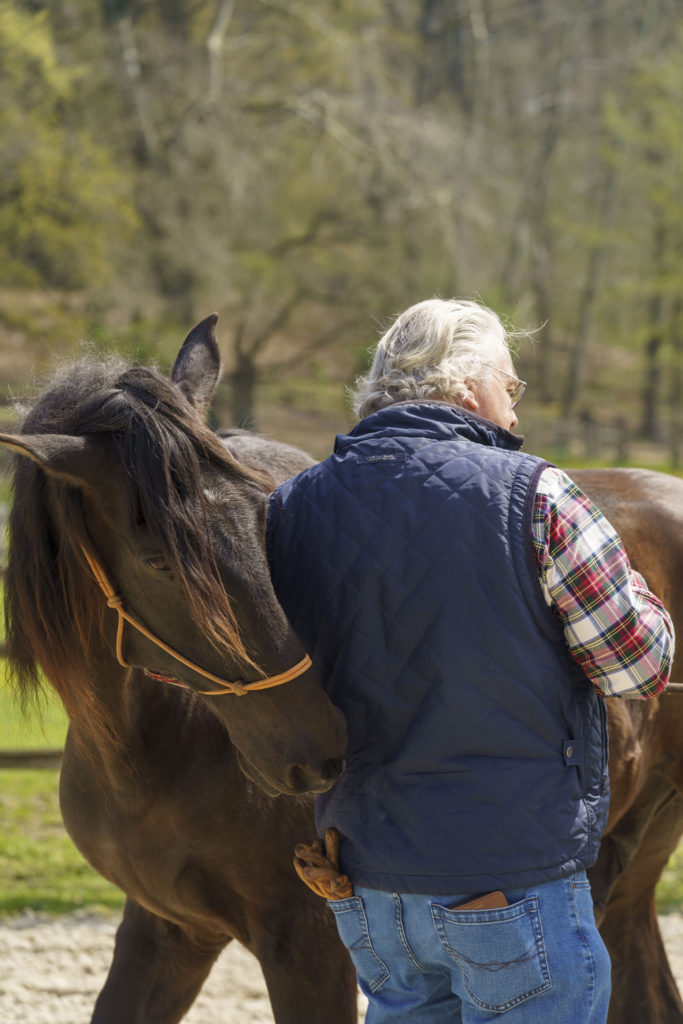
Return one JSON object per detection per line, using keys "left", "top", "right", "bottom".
{"left": 0, "top": 2, "right": 139, "bottom": 289}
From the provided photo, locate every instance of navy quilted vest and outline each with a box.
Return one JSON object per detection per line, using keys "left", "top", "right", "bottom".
{"left": 267, "top": 403, "right": 610, "bottom": 893}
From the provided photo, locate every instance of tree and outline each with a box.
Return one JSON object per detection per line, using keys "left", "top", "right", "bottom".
{"left": 0, "top": 2, "right": 138, "bottom": 290}
{"left": 84, "top": 0, "right": 476, "bottom": 423}
{"left": 4, "top": 0, "right": 683, "bottom": 461}
{"left": 600, "top": 31, "right": 683, "bottom": 441}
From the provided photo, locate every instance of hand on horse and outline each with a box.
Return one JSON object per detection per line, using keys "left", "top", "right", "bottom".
{"left": 293, "top": 828, "right": 353, "bottom": 901}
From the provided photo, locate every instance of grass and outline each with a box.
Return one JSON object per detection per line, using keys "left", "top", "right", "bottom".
{"left": 0, "top": 679, "right": 681, "bottom": 918}
{"left": 0, "top": 684, "right": 67, "bottom": 750}
{"left": 658, "top": 842, "right": 683, "bottom": 913}
{"left": 0, "top": 768, "right": 124, "bottom": 916}
{"left": 0, "top": 683, "right": 124, "bottom": 915}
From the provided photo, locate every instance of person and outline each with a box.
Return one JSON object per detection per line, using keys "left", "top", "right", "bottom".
{"left": 266, "top": 298, "right": 674, "bottom": 1024}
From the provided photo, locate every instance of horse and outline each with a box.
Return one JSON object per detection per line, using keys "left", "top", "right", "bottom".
{"left": 0, "top": 316, "right": 355, "bottom": 1024}
{"left": 567, "top": 468, "right": 683, "bottom": 1024}
{"left": 1, "top": 319, "right": 681, "bottom": 1024}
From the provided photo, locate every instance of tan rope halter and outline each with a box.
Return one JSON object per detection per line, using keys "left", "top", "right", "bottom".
{"left": 80, "top": 544, "right": 311, "bottom": 696}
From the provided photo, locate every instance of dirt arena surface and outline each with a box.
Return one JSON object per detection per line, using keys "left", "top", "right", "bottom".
{"left": 1, "top": 911, "right": 682, "bottom": 1023}
{"left": 0, "top": 910, "right": 367, "bottom": 1023}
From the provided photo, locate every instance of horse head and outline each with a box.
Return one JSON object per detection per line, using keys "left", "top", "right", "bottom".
{"left": 0, "top": 316, "right": 346, "bottom": 796}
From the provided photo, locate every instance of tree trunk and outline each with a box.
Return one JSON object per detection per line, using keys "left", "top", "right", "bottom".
{"left": 668, "top": 297, "right": 682, "bottom": 467}
{"left": 638, "top": 224, "right": 667, "bottom": 439}
{"left": 101, "top": 3, "right": 157, "bottom": 163}
{"left": 561, "top": 167, "right": 617, "bottom": 418}
{"left": 415, "top": 0, "right": 475, "bottom": 115}
{"left": 230, "top": 354, "right": 258, "bottom": 430}
{"left": 640, "top": 329, "right": 662, "bottom": 442}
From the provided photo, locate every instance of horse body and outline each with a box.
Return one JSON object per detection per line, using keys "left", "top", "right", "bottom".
{"left": 0, "top": 318, "right": 356, "bottom": 1024}
{"left": 59, "top": 700, "right": 356, "bottom": 1024}
{"left": 2, "top": 324, "right": 682, "bottom": 1024}
{"left": 570, "top": 469, "right": 683, "bottom": 1024}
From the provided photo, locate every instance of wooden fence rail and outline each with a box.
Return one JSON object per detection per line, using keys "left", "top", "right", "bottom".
{"left": 0, "top": 749, "right": 62, "bottom": 769}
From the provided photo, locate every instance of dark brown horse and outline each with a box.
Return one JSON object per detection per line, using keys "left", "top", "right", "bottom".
{"left": 1, "top": 317, "right": 355, "bottom": 1023}
{"left": 2, "top": 321, "right": 681, "bottom": 1024}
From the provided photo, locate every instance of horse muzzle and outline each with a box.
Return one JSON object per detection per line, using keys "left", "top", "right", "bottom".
{"left": 283, "top": 758, "right": 347, "bottom": 795}
{"left": 236, "top": 751, "right": 346, "bottom": 797}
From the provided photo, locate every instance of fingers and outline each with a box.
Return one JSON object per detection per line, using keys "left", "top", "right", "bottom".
{"left": 325, "top": 827, "right": 340, "bottom": 870}
{"left": 292, "top": 849, "right": 353, "bottom": 900}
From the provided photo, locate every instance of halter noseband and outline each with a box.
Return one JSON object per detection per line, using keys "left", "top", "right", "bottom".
{"left": 80, "top": 544, "right": 311, "bottom": 696}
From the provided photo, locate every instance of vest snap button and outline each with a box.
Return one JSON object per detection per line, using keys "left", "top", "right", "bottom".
{"left": 566, "top": 745, "right": 573, "bottom": 758}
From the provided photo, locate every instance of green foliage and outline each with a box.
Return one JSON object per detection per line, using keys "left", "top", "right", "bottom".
{"left": 0, "top": 1, "right": 138, "bottom": 289}
{"left": 600, "top": 30, "right": 683, "bottom": 341}
{"left": 0, "top": 0, "right": 682, "bottom": 447}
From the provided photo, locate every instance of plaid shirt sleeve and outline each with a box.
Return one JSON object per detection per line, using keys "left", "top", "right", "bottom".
{"left": 531, "top": 467, "right": 674, "bottom": 698}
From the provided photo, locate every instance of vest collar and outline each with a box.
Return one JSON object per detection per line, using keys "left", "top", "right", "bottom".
{"left": 335, "top": 401, "right": 525, "bottom": 454}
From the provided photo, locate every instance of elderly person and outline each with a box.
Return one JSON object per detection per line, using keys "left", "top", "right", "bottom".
{"left": 267, "top": 298, "right": 674, "bottom": 1024}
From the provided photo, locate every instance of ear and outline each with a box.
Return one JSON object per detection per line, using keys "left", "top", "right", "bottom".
{"left": 171, "top": 313, "right": 222, "bottom": 418}
{"left": 462, "top": 387, "right": 479, "bottom": 412}
{"left": 0, "top": 433, "right": 109, "bottom": 490}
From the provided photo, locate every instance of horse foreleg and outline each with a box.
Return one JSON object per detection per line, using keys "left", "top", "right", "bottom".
{"left": 253, "top": 901, "right": 358, "bottom": 1024}
{"left": 598, "top": 788, "right": 683, "bottom": 1024}
{"left": 91, "top": 898, "right": 229, "bottom": 1024}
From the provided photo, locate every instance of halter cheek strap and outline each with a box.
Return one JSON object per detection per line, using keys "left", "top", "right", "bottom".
{"left": 80, "top": 544, "right": 312, "bottom": 696}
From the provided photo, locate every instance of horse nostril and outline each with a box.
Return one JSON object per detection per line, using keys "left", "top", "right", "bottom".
{"left": 323, "top": 758, "right": 346, "bottom": 780}
{"left": 286, "top": 758, "right": 346, "bottom": 794}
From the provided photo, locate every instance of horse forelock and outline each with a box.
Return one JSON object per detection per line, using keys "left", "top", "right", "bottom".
{"left": 4, "top": 356, "right": 265, "bottom": 742}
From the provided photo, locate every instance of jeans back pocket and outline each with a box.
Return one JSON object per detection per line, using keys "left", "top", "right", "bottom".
{"left": 430, "top": 895, "right": 552, "bottom": 1012}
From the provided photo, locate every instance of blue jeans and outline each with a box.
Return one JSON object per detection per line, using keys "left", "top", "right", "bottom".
{"left": 328, "top": 872, "right": 611, "bottom": 1023}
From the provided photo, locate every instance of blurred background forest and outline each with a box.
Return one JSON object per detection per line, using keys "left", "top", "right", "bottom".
{"left": 0, "top": 0, "right": 682, "bottom": 464}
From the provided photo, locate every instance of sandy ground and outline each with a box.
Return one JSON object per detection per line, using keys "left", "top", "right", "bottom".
{"left": 0, "top": 910, "right": 367, "bottom": 1023}
{"left": 1, "top": 911, "right": 682, "bottom": 1023}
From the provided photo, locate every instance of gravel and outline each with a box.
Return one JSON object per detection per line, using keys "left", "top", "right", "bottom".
{"left": 1, "top": 911, "right": 681, "bottom": 1022}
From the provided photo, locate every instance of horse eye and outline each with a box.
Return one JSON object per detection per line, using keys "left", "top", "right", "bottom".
{"left": 144, "top": 555, "right": 170, "bottom": 572}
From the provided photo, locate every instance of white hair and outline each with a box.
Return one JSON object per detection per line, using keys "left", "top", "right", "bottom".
{"left": 351, "top": 299, "right": 513, "bottom": 419}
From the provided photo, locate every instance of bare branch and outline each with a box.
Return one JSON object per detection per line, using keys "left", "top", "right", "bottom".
{"left": 268, "top": 209, "right": 342, "bottom": 258}
{"left": 114, "top": 15, "right": 158, "bottom": 159}
{"left": 206, "top": 0, "right": 238, "bottom": 104}
{"left": 252, "top": 0, "right": 339, "bottom": 41}
{"left": 249, "top": 290, "right": 305, "bottom": 356}
{"left": 267, "top": 318, "right": 356, "bottom": 373}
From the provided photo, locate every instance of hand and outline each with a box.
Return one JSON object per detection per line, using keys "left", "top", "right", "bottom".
{"left": 293, "top": 828, "right": 353, "bottom": 900}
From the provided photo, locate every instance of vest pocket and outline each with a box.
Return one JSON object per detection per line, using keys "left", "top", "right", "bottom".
{"left": 430, "top": 895, "right": 551, "bottom": 1012}
{"left": 327, "top": 895, "right": 390, "bottom": 994}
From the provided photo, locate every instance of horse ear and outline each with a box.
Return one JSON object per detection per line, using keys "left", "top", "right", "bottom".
{"left": 0, "top": 433, "right": 108, "bottom": 490}
{"left": 171, "top": 313, "right": 222, "bottom": 418}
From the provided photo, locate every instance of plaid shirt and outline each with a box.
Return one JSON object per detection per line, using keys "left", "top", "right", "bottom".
{"left": 532, "top": 467, "right": 674, "bottom": 698}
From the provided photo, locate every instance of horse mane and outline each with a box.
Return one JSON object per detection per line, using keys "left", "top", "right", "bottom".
{"left": 4, "top": 354, "right": 272, "bottom": 751}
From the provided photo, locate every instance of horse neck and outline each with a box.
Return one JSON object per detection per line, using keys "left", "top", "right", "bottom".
{"left": 69, "top": 638, "right": 162, "bottom": 789}
{"left": 70, "top": 655, "right": 213, "bottom": 807}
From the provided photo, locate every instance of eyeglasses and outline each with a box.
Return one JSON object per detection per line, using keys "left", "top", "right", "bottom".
{"left": 481, "top": 364, "right": 527, "bottom": 408}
